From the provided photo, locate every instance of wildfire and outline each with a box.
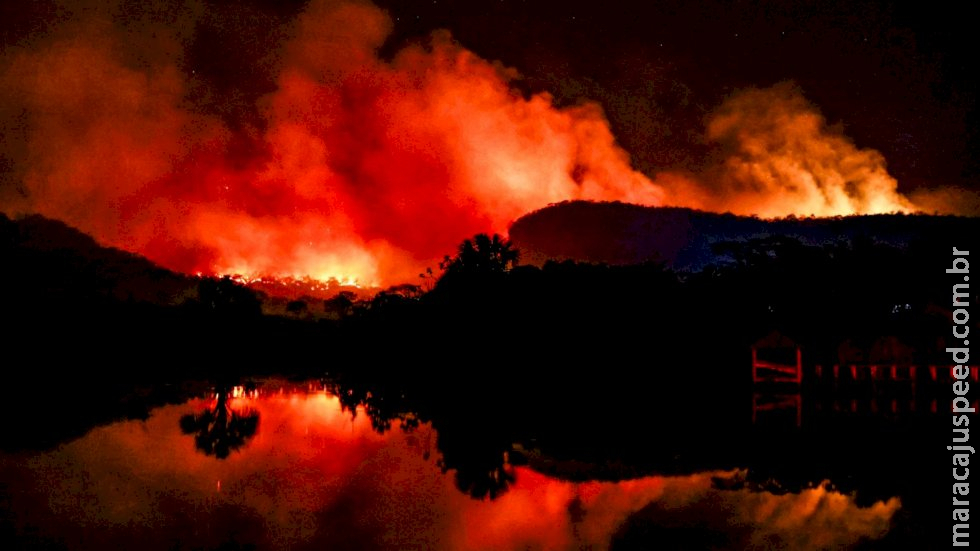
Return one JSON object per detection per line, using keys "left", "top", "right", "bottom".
{"left": 0, "top": 0, "right": 965, "bottom": 287}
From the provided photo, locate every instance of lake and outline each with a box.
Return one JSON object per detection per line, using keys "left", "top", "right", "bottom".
{"left": 0, "top": 378, "right": 945, "bottom": 550}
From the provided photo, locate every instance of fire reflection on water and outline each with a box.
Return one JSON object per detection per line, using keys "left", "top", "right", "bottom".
{"left": 0, "top": 383, "right": 898, "bottom": 550}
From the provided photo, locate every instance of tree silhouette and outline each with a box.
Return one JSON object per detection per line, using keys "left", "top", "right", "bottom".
{"left": 440, "top": 233, "right": 519, "bottom": 276}
{"left": 324, "top": 291, "right": 356, "bottom": 318}
{"left": 441, "top": 449, "right": 515, "bottom": 500}
{"left": 180, "top": 388, "right": 260, "bottom": 459}
{"left": 285, "top": 299, "right": 308, "bottom": 317}
{"left": 198, "top": 275, "right": 262, "bottom": 318}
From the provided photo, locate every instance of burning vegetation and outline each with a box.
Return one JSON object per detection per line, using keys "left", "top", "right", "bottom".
{"left": 1, "top": 0, "right": 972, "bottom": 289}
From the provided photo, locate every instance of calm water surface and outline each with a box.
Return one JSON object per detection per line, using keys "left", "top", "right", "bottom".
{"left": 0, "top": 380, "right": 907, "bottom": 550}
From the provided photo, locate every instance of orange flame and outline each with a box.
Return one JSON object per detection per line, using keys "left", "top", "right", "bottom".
{"left": 0, "top": 1, "right": 961, "bottom": 286}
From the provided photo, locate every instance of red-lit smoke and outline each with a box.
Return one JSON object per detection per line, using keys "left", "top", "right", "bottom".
{"left": 0, "top": 0, "right": 965, "bottom": 286}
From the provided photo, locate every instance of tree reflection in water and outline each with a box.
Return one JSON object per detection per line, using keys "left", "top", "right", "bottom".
{"left": 331, "top": 378, "right": 515, "bottom": 500}
{"left": 437, "top": 435, "right": 515, "bottom": 500}
{"left": 179, "top": 385, "right": 259, "bottom": 459}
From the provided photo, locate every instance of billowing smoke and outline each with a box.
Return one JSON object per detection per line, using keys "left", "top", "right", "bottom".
{"left": 658, "top": 82, "right": 915, "bottom": 217}
{"left": 0, "top": 0, "right": 963, "bottom": 286}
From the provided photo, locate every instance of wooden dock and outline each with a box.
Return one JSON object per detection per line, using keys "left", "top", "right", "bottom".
{"left": 811, "top": 363, "right": 978, "bottom": 388}
{"left": 751, "top": 332, "right": 802, "bottom": 384}
{"left": 750, "top": 338, "right": 977, "bottom": 426}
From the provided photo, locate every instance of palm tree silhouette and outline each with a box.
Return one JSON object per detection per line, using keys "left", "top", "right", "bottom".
{"left": 180, "top": 387, "right": 259, "bottom": 459}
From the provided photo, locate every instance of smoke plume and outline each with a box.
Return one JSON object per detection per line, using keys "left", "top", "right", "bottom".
{"left": 0, "top": 0, "right": 961, "bottom": 286}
